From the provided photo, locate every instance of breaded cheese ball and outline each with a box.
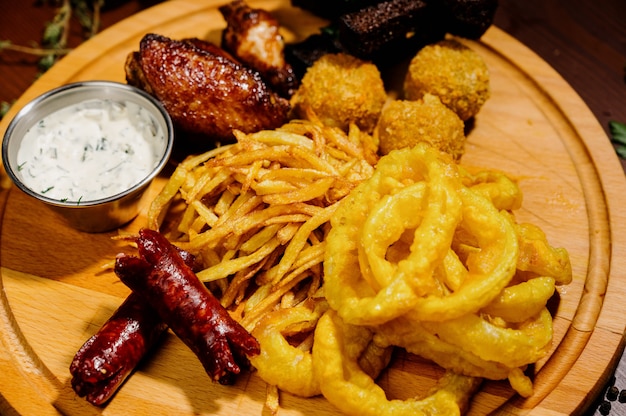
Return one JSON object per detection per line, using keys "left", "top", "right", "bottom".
{"left": 404, "top": 39, "right": 490, "bottom": 121}
{"left": 377, "top": 94, "right": 466, "bottom": 160}
{"left": 290, "top": 53, "right": 387, "bottom": 133}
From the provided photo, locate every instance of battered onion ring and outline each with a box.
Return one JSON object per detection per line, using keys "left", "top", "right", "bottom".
{"left": 481, "top": 276, "right": 556, "bottom": 323}
{"left": 405, "top": 187, "right": 519, "bottom": 322}
{"left": 324, "top": 144, "right": 463, "bottom": 326}
{"left": 514, "top": 222, "right": 573, "bottom": 285}
{"left": 374, "top": 309, "right": 549, "bottom": 398}
{"left": 460, "top": 169, "right": 523, "bottom": 211}
{"left": 421, "top": 308, "right": 553, "bottom": 368}
{"left": 313, "top": 310, "right": 482, "bottom": 416}
{"left": 249, "top": 302, "right": 327, "bottom": 397}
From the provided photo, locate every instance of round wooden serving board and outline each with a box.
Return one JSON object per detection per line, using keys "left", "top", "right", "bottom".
{"left": 1, "top": 0, "right": 626, "bottom": 415}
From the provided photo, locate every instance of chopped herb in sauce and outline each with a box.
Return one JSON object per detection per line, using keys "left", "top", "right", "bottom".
{"left": 16, "top": 98, "right": 166, "bottom": 202}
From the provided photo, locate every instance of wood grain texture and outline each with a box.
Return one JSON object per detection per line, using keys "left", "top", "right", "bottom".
{"left": 493, "top": 0, "right": 626, "bottom": 174}
{"left": 1, "top": 0, "right": 625, "bottom": 415}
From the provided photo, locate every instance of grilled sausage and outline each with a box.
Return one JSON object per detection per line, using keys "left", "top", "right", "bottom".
{"left": 70, "top": 246, "right": 197, "bottom": 405}
{"left": 114, "top": 228, "right": 260, "bottom": 384}
{"left": 69, "top": 292, "right": 167, "bottom": 405}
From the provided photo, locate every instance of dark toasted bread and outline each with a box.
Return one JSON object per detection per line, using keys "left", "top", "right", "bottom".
{"left": 440, "top": 0, "right": 499, "bottom": 39}
{"left": 285, "top": 0, "right": 498, "bottom": 75}
{"left": 336, "top": 0, "right": 446, "bottom": 62}
{"left": 285, "top": 32, "right": 344, "bottom": 79}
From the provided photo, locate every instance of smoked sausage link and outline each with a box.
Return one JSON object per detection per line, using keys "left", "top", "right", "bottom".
{"left": 69, "top": 292, "right": 167, "bottom": 405}
{"left": 114, "top": 228, "right": 260, "bottom": 383}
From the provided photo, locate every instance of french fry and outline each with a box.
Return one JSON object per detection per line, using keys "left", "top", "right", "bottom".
{"left": 147, "top": 117, "right": 376, "bottom": 338}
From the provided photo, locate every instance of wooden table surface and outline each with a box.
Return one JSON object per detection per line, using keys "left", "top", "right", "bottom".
{"left": 1, "top": 1, "right": 625, "bottom": 415}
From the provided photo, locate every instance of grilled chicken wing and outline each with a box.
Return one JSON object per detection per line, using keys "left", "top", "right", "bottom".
{"left": 219, "top": 0, "right": 298, "bottom": 97}
{"left": 125, "top": 33, "right": 290, "bottom": 143}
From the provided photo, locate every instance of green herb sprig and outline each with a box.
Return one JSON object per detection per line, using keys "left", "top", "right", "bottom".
{"left": 0, "top": 0, "right": 106, "bottom": 118}
{"left": 609, "top": 121, "right": 626, "bottom": 159}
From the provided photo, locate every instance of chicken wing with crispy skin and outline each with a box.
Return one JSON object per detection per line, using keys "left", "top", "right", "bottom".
{"left": 125, "top": 33, "right": 290, "bottom": 144}
{"left": 219, "top": 0, "right": 298, "bottom": 97}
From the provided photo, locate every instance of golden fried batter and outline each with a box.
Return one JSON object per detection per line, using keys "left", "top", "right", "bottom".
{"left": 404, "top": 39, "right": 490, "bottom": 121}
{"left": 290, "top": 53, "right": 387, "bottom": 133}
{"left": 376, "top": 94, "right": 466, "bottom": 160}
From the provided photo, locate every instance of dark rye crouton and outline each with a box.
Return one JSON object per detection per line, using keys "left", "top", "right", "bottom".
{"left": 285, "top": 33, "right": 344, "bottom": 79}
{"left": 286, "top": 0, "right": 499, "bottom": 75}
{"left": 336, "top": 0, "right": 446, "bottom": 62}
{"left": 440, "top": 0, "right": 499, "bottom": 39}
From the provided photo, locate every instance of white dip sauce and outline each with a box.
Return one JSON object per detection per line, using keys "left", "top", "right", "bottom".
{"left": 17, "top": 99, "right": 166, "bottom": 203}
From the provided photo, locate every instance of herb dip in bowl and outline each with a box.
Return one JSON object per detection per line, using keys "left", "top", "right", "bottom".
{"left": 2, "top": 81, "right": 174, "bottom": 232}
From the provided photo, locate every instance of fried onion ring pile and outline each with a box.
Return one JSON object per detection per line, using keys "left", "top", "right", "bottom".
{"left": 321, "top": 143, "right": 572, "bottom": 413}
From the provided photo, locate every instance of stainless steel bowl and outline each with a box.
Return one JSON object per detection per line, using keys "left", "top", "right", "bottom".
{"left": 2, "top": 81, "right": 174, "bottom": 232}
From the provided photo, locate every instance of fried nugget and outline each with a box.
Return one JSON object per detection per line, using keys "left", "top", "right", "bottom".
{"left": 376, "top": 94, "right": 466, "bottom": 160}
{"left": 290, "top": 53, "right": 387, "bottom": 133}
{"left": 403, "top": 39, "right": 490, "bottom": 121}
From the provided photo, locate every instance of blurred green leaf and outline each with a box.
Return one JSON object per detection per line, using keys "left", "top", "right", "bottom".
{"left": 38, "top": 53, "right": 57, "bottom": 71}
{"left": 42, "top": 21, "right": 63, "bottom": 45}
{"left": 609, "top": 121, "right": 626, "bottom": 144}
{"left": 0, "top": 101, "right": 12, "bottom": 120}
{"left": 609, "top": 121, "right": 626, "bottom": 159}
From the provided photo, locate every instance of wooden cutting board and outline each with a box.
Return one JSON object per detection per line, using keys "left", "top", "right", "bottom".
{"left": 1, "top": 0, "right": 626, "bottom": 414}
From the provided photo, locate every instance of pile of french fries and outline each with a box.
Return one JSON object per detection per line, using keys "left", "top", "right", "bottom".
{"left": 147, "top": 113, "right": 377, "bottom": 332}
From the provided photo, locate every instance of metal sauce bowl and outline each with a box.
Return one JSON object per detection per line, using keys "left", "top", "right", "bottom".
{"left": 2, "top": 81, "right": 174, "bottom": 232}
